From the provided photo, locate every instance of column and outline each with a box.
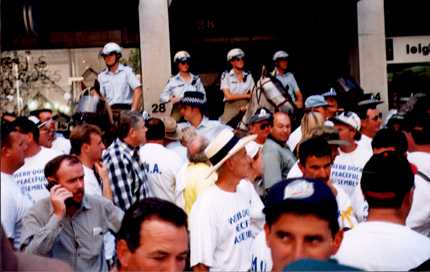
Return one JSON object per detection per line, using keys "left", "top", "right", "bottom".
{"left": 357, "top": 0, "right": 389, "bottom": 112}
{"left": 138, "top": 0, "right": 172, "bottom": 116}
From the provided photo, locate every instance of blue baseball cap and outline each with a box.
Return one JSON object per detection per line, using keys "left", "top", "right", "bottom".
{"left": 305, "top": 95, "right": 329, "bottom": 109}
{"left": 263, "top": 178, "right": 338, "bottom": 221}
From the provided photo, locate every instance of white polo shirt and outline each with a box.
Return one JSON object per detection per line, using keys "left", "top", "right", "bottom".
{"left": 139, "top": 143, "right": 183, "bottom": 203}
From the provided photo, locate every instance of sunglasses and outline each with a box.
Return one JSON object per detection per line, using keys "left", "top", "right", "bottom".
{"left": 179, "top": 61, "right": 190, "bottom": 65}
{"left": 259, "top": 123, "right": 271, "bottom": 130}
{"left": 232, "top": 57, "right": 244, "bottom": 62}
{"left": 368, "top": 112, "right": 382, "bottom": 121}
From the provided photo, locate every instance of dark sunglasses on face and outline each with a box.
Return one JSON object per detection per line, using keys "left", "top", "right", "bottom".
{"left": 259, "top": 123, "right": 270, "bottom": 130}
{"left": 232, "top": 57, "right": 244, "bottom": 62}
{"left": 368, "top": 112, "right": 382, "bottom": 121}
{"left": 179, "top": 60, "right": 190, "bottom": 65}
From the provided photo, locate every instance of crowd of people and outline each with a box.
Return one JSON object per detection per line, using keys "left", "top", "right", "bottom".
{"left": 1, "top": 41, "right": 430, "bottom": 271}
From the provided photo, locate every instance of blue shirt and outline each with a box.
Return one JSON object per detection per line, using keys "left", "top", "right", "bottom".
{"left": 272, "top": 69, "right": 299, "bottom": 103}
{"left": 177, "top": 116, "right": 232, "bottom": 140}
{"left": 220, "top": 69, "right": 255, "bottom": 96}
{"left": 160, "top": 73, "right": 206, "bottom": 103}
{"left": 98, "top": 64, "right": 141, "bottom": 105}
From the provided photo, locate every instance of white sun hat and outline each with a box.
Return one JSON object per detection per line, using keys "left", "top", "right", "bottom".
{"left": 205, "top": 129, "right": 257, "bottom": 175}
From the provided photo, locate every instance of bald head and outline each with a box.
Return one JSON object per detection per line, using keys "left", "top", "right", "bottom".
{"left": 272, "top": 112, "right": 292, "bottom": 142}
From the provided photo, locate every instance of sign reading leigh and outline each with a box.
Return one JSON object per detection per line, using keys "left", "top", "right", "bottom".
{"left": 387, "top": 36, "right": 430, "bottom": 64}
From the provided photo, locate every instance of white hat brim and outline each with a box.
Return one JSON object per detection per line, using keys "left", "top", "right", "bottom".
{"left": 207, "top": 134, "right": 257, "bottom": 177}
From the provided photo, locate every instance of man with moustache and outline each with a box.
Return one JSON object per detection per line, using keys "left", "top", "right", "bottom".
{"left": 20, "top": 155, "right": 124, "bottom": 272}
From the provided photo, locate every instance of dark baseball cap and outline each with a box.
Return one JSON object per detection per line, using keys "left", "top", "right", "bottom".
{"left": 361, "top": 152, "right": 414, "bottom": 206}
{"left": 264, "top": 178, "right": 339, "bottom": 223}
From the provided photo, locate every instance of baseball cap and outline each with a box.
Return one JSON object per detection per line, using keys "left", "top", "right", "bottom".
{"left": 305, "top": 95, "right": 329, "bottom": 109}
{"left": 285, "top": 258, "right": 361, "bottom": 271}
{"left": 248, "top": 107, "right": 273, "bottom": 125}
{"left": 330, "top": 111, "right": 361, "bottom": 131}
{"left": 361, "top": 152, "right": 414, "bottom": 206}
{"left": 263, "top": 178, "right": 339, "bottom": 222}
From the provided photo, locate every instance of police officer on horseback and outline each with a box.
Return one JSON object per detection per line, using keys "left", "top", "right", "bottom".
{"left": 271, "top": 50, "right": 304, "bottom": 110}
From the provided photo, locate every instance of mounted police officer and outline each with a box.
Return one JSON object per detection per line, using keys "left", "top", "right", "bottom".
{"left": 271, "top": 50, "right": 303, "bottom": 111}
{"left": 160, "top": 50, "right": 206, "bottom": 120}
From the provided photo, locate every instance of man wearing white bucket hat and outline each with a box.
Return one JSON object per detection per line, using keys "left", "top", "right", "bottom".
{"left": 189, "top": 129, "right": 260, "bottom": 271}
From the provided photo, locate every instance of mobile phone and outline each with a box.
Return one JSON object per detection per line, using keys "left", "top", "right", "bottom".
{"left": 45, "top": 181, "right": 55, "bottom": 191}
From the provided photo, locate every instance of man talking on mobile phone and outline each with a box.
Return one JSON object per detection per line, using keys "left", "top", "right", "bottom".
{"left": 20, "top": 155, "right": 124, "bottom": 272}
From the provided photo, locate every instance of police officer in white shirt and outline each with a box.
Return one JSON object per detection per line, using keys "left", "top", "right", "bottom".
{"left": 178, "top": 91, "right": 230, "bottom": 140}
{"left": 271, "top": 50, "right": 303, "bottom": 110}
{"left": 98, "top": 42, "right": 143, "bottom": 112}
{"left": 220, "top": 48, "right": 255, "bottom": 124}
{"left": 160, "top": 51, "right": 206, "bottom": 120}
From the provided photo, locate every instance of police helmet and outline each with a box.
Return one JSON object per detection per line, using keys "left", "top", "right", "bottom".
{"left": 100, "top": 42, "right": 122, "bottom": 57}
{"left": 173, "top": 51, "right": 191, "bottom": 63}
{"left": 273, "top": 50, "right": 289, "bottom": 62}
{"left": 227, "top": 48, "right": 245, "bottom": 62}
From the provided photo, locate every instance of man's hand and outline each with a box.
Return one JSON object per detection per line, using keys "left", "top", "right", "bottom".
{"left": 94, "top": 161, "right": 113, "bottom": 200}
{"left": 50, "top": 185, "right": 73, "bottom": 220}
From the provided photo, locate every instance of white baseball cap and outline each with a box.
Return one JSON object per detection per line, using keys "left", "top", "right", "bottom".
{"left": 330, "top": 111, "right": 361, "bottom": 131}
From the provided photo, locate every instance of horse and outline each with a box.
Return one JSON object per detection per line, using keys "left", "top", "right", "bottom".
{"left": 238, "top": 66, "right": 295, "bottom": 131}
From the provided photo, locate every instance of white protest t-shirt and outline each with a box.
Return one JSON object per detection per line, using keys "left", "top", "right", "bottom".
{"left": 139, "top": 143, "right": 183, "bottom": 203}
{"left": 330, "top": 145, "right": 372, "bottom": 197}
{"left": 287, "top": 161, "right": 302, "bottom": 179}
{"left": 357, "top": 134, "right": 372, "bottom": 151}
{"left": 250, "top": 230, "right": 272, "bottom": 272}
{"left": 350, "top": 186, "right": 368, "bottom": 223}
{"left": 237, "top": 179, "right": 265, "bottom": 237}
{"left": 13, "top": 147, "right": 62, "bottom": 203}
{"left": 407, "top": 174, "right": 430, "bottom": 237}
{"left": 334, "top": 184, "right": 358, "bottom": 229}
{"left": 166, "top": 141, "right": 188, "bottom": 165}
{"left": 335, "top": 221, "right": 430, "bottom": 271}
{"left": 190, "top": 184, "right": 253, "bottom": 271}
{"left": 1, "top": 173, "right": 32, "bottom": 249}
{"left": 52, "top": 136, "right": 71, "bottom": 154}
